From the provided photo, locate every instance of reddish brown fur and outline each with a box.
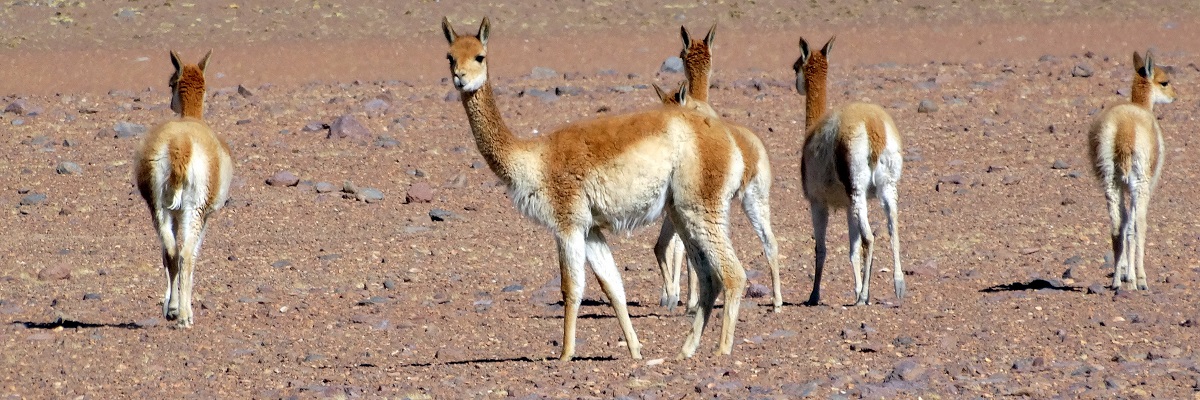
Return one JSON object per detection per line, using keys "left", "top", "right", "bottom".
{"left": 798, "top": 49, "right": 829, "bottom": 133}
{"left": 167, "top": 133, "right": 193, "bottom": 195}
{"left": 680, "top": 24, "right": 715, "bottom": 103}
{"left": 654, "top": 84, "right": 758, "bottom": 189}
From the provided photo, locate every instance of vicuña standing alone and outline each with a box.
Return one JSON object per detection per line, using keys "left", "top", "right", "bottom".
{"left": 133, "top": 50, "right": 234, "bottom": 328}
{"left": 442, "top": 17, "right": 749, "bottom": 360}
{"left": 651, "top": 24, "right": 782, "bottom": 314}
{"left": 1088, "top": 49, "right": 1176, "bottom": 290}
{"left": 794, "top": 36, "right": 906, "bottom": 306}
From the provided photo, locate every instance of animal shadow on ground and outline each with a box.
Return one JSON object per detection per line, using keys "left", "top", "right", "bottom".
{"left": 980, "top": 278, "right": 1082, "bottom": 293}
{"left": 15, "top": 317, "right": 142, "bottom": 330}
{"left": 402, "top": 355, "right": 616, "bottom": 367}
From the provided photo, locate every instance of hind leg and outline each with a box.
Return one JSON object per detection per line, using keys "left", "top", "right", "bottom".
{"left": 670, "top": 210, "right": 721, "bottom": 359}
{"left": 653, "top": 220, "right": 681, "bottom": 310}
{"left": 848, "top": 194, "right": 875, "bottom": 306}
{"left": 1131, "top": 185, "right": 1151, "bottom": 290}
{"left": 585, "top": 228, "right": 643, "bottom": 359}
{"left": 807, "top": 203, "right": 830, "bottom": 306}
{"left": 742, "top": 187, "right": 782, "bottom": 312}
{"left": 156, "top": 209, "right": 184, "bottom": 321}
{"left": 174, "top": 210, "right": 209, "bottom": 328}
{"left": 880, "top": 183, "right": 905, "bottom": 300}
{"left": 1103, "top": 182, "right": 1128, "bottom": 289}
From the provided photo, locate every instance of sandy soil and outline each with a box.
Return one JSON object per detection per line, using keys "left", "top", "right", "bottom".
{"left": 3, "top": 1, "right": 1200, "bottom": 398}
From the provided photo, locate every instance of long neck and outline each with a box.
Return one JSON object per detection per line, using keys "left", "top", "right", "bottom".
{"left": 686, "top": 65, "right": 710, "bottom": 103}
{"left": 803, "top": 71, "right": 827, "bottom": 131}
{"left": 461, "top": 83, "right": 520, "bottom": 184}
{"left": 180, "top": 99, "right": 204, "bottom": 119}
{"left": 1130, "top": 76, "right": 1153, "bottom": 111}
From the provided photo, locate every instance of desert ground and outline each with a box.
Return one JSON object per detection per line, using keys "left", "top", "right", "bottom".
{"left": 3, "top": 0, "right": 1200, "bottom": 398}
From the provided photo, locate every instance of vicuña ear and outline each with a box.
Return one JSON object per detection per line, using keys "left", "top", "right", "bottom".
{"left": 674, "top": 81, "right": 689, "bottom": 106}
{"left": 798, "top": 37, "right": 811, "bottom": 64}
{"left": 442, "top": 17, "right": 458, "bottom": 44}
{"left": 478, "top": 17, "right": 491, "bottom": 46}
{"left": 170, "top": 50, "right": 182, "bottom": 72}
{"left": 704, "top": 23, "right": 716, "bottom": 47}
{"left": 1142, "top": 50, "right": 1156, "bottom": 79}
{"left": 198, "top": 50, "right": 213, "bottom": 73}
{"left": 822, "top": 36, "right": 836, "bottom": 57}
{"left": 680, "top": 25, "right": 692, "bottom": 50}
{"left": 653, "top": 83, "right": 670, "bottom": 103}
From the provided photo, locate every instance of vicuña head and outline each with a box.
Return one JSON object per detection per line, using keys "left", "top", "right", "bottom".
{"left": 1130, "top": 50, "right": 1176, "bottom": 109}
{"left": 134, "top": 50, "right": 233, "bottom": 328}
{"left": 793, "top": 36, "right": 834, "bottom": 129}
{"left": 442, "top": 16, "right": 750, "bottom": 360}
{"left": 679, "top": 24, "right": 716, "bottom": 102}
{"left": 169, "top": 50, "right": 211, "bottom": 119}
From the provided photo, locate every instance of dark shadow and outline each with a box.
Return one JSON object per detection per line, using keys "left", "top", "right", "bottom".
{"left": 400, "top": 355, "right": 615, "bottom": 367}
{"left": 15, "top": 318, "right": 142, "bottom": 330}
{"left": 980, "top": 279, "right": 1081, "bottom": 293}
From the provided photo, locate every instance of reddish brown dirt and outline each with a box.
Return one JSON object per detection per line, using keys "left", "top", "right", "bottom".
{"left": 3, "top": 1, "right": 1200, "bottom": 398}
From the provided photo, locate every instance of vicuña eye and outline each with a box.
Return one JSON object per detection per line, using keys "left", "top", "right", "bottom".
{"left": 1160, "top": 81, "right": 1170, "bottom": 87}
{"left": 475, "top": 55, "right": 485, "bottom": 63}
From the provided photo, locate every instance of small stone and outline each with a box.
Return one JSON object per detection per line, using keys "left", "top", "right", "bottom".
{"left": 1051, "top": 160, "right": 1070, "bottom": 170}
{"left": 1071, "top": 64, "right": 1094, "bottom": 78}
{"left": 1086, "top": 284, "right": 1107, "bottom": 295}
{"left": 444, "top": 91, "right": 461, "bottom": 102}
{"left": 522, "top": 88, "right": 557, "bottom": 103}
{"left": 744, "top": 283, "right": 769, "bottom": 298}
{"left": 55, "top": 161, "right": 82, "bottom": 175}
{"left": 37, "top": 265, "right": 71, "bottom": 281}
{"left": 383, "top": 280, "right": 397, "bottom": 290}
{"left": 429, "top": 209, "right": 459, "bottom": 222}
{"left": 237, "top": 84, "right": 254, "bottom": 97}
{"left": 1062, "top": 266, "right": 1081, "bottom": 280}
{"left": 917, "top": 99, "right": 938, "bottom": 113}
{"left": 327, "top": 114, "right": 372, "bottom": 140}
{"left": 446, "top": 174, "right": 467, "bottom": 188}
{"left": 303, "top": 353, "right": 326, "bottom": 362}
{"left": 270, "top": 260, "right": 292, "bottom": 269}
{"left": 342, "top": 181, "right": 358, "bottom": 194}
{"left": 888, "top": 359, "right": 925, "bottom": 382}
{"left": 20, "top": 193, "right": 47, "bottom": 206}
{"left": 1039, "top": 54, "right": 1058, "bottom": 63}
{"left": 266, "top": 171, "right": 300, "bottom": 187}
{"left": 893, "top": 336, "right": 915, "bottom": 347}
{"left": 4, "top": 99, "right": 31, "bottom": 115}
{"left": 405, "top": 182, "right": 434, "bottom": 204}
{"left": 374, "top": 136, "right": 400, "bottom": 148}
{"left": 301, "top": 121, "right": 327, "bottom": 132}
{"left": 660, "top": 57, "right": 684, "bottom": 73}
{"left": 555, "top": 86, "right": 583, "bottom": 96}
{"left": 364, "top": 98, "right": 390, "bottom": 115}
{"left": 314, "top": 182, "right": 337, "bottom": 193}
{"left": 356, "top": 188, "right": 384, "bottom": 203}
{"left": 501, "top": 284, "right": 524, "bottom": 293}
{"left": 530, "top": 67, "right": 558, "bottom": 79}
{"left": 82, "top": 293, "right": 101, "bottom": 301}
{"left": 113, "top": 121, "right": 147, "bottom": 139}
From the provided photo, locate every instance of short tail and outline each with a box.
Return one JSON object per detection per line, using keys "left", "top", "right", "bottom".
{"left": 166, "top": 135, "right": 192, "bottom": 210}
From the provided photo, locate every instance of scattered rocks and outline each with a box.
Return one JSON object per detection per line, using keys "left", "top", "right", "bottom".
{"left": 266, "top": 171, "right": 300, "bottom": 187}
{"left": 37, "top": 265, "right": 71, "bottom": 281}
{"left": 660, "top": 56, "right": 684, "bottom": 73}
{"left": 55, "top": 161, "right": 82, "bottom": 175}
{"left": 917, "top": 99, "right": 939, "bottom": 113}
{"left": 327, "top": 114, "right": 372, "bottom": 140}
{"left": 5, "top": 99, "right": 41, "bottom": 116}
{"left": 1086, "top": 284, "right": 1108, "bottom": 295}
{"left": 405, "top": 182, "right": 434, "bottom": 204}
{"left": 112, "top": 121, "right": 147, "bottom": 139}
{"left": 1071, "top": 64, "right": 1094, "bottom": 78}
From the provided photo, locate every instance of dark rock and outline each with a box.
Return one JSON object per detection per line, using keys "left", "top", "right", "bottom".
{"left": 1039, "top": 54, "right": 1058, "bottom": 63}
{"left": 744, "top": 283, "right": 769, "bottom": 298}
{"left": 913, "top": 79, "right": 938, "bottom": 91}
{"left": 55, "top": 161, "right": 82, "bottom": 175}
{"left": 82, "top": 293, "right": 101, "bottom": 301}
{"left": 5, "top": 100, "right": 32, "bottom": 115}
{"left": 1051, "top": 160, "right": 1070, "bottom": 169}
{"left": 327, "top": 114, "right": 372, "bottom": 140}
{"left": 266, "top": 171, "right": 300, "bottom": 187}
{"left": 342, "top": 181, "right": 358, "bottom": 194}
{"left": 1086, "top": 284, "right": 1107, "bottom": 295}
{"left": 917, "top": 99, "right": 938, "bottom": 113}
{"left": 893, "top": 336, "right": 915, "bottom": 347}
{"left": 522, "top": 88, "right": 557, "bottom": 103}
{"left": 405, "top": 182, "right": 434, "bottom": 204}
{"left": 501, "top": 284, "right": 524, "bottom": 293}
{"left": 363, "top": 99, "right": 389, "bottom": 115}
{"left": 37, "top": 265, "right": 71, "bottom": 281}
{"left": 356, "top": 188, "right": 384, "bottom": 203}
{"left": 887, "top": 359, "right": 925, "bottom": 382}
{"left": 301, "top": 121, "right": 327, "bottom": 132}
{"left": 429, "top": 209, "right": 459, "bottom": 222}
{"left": 555, "top": 86, "right": 584, "bottom": 96}
{"left": 375, "top": 136, "right": 400, "bottom": 148}
{"left": 113, "top": 121, "right": 147, "bottom": 139}
{"left": 382, "top": 280, "right": 397, "bottom": 289}
{"left": 1071, "top": 64, "right": 1094, "bottom": 78}
{"left": 660, "top": 57, "right": 684, "bottom": 73}
{"left": 236, "top": 84, "right": 253, "bottom": 97}
{"left": 270, "top": 260, "right": 292, "bottom": 269}
{"left": 314, "top": 182, "right": 337, "bottom": 193}
{"left": 1063, "top": 255, "right": 1083, "bottom": 266}
{"left": 20, "top": 193, "right": 47, "bottom": 206}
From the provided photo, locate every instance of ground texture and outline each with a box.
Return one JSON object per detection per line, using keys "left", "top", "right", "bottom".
{"left": 3, "top": 1, "right": 1200, "bottom": 398}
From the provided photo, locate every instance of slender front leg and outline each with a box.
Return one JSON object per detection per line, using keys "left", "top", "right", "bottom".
{"left": 584, "top": 229, "right": 642, "bottom": 359}
{"left": 555, "top": 230, "right": 588, "bottom": 361}
{"left": 713, "top": 225, "right": 746, "bottom": 355}
{"left": 807, "top": 204, "right": 829, "bottom": 306}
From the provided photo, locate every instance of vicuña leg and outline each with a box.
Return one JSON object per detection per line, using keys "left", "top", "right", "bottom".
{"left": 671, "top": 207, "right": 745, "bottom": 358}
{"left": 807, "top": 203, "right": 830, "bottom": 305}
{"left": 1103, "top": 182, "right": 1127, "bottom": 289}
{"left": 584, "top": 228, "right": 643, "bottom": 359}
{"left": 741, "top": 186, "right": 782, "bottom": 312}
{"left": 880, "top": 183, "right": 906, "bottom": 299}
{"left": 654, "top": 219, "right": 683, "bottom": 310}
{"left": 1132, "top": 185, "right": 1151, "bottom": 290}
{"left": 847, "top": 194, "right": 876, "bottom": 306}
{"left": 555, "top": 230, "right": 587, "bottom": 361}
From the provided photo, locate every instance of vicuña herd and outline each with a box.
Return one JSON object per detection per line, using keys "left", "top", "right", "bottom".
{"left": 127, "top": 16, "right": 1180, "bottom": 361}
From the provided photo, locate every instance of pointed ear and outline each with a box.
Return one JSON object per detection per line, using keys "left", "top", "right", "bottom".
{"left": 198, "top": 49, "right": 212, "bottom": 72}
{"left": 652, "top": 84, "right": 669, "bottom": 103}
{"left": 1142, "top": 50, "right": 1156, "bottom": 79}
{"left": 478, "top": 17, "right": 491, "bottom": 46}
{"left": 675, "top": 81, "right": 689, "bottom": 106}
{"left": 704, "top": 23, "right": 716, "bottom": 47}
{"left": 170, "top": 50, "right": 182, "bottom": 72}
{"left": 442, "top": 17, "right": 458, "bottom": 44}
{"left": 798, "top": 37, "right": 811, "bottom": 63}
{"left": 822, "top": 36, "right": 836, "bottom": 57}
{"left": 680, "top": 26, "right": 692, "bottom": 50}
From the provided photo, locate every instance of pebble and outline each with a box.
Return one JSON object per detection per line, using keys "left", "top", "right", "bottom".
{"left": 20, "top": 193, "right": 47, "bottom": 206}
{"left": 501, "top": 284, "right": 524, "bottom": 293}
{"left": 530, "top": 66, "right": 558, "bottom": 80}
{"left": 356, "top": 188, "right": 384, "bottom": 203}
{"left": 364, "top": 98, "right": 389, "bottom": 116}
{"left": 522, "top": 88, "right": 557, "bottom": 103}
{"left": 555, "top": 86, "right": 583, "bottom": 96}
{"left": 54, "top": 161, "right": 82, "bottom": 175}
{"left": 374, "top": 136, "right": 400, "bottom": 148}
{"left": 429, "top": 209, "right": 459, "bottom": 222}
{"left": 327, "top": 114, "right": 372, "bottom": 140}
{"left": 301, "top": 121, "right": 327, "bottom": 132}
{"left": 888, "top": 359, "right": 925, "bottom": 382}
{"left": 82, "top": 293, "right": 101, "bottom": 301}
{"left": 660, "top": 57, "right": 684, "bottom": 73}
{"left": 744, "top": 283, "right": 769, "bottom": 298}
{"left": 1051, "top": 160, "right": 1070, "bottom": 170}
{"left": 917, "top": 99, "right": 938, "bottom": 113}
{"left": 266, "top": 171, "right": 300, "bottom": 187}
{"left": 1072, "top": 64, "right": 1094, "bottom": 78}
{"left": 314, "top": 182, "right": 337, "bottom": 193}
{"left": 112, "top": 121, "right": 147, "bottom": 139}
{"left": 405, "top": 182, "right": 434, "bottom": 203}
{"left": 37, "top": 265, "right": 71, "bottom": 281}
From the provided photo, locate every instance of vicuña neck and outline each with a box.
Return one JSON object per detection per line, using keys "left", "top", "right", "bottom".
{"left": 461, "top": 83, "right": 519, "bottom": 184}
{"left": 180, "top": 101, "right": 203, "bottom": 119}
{"left": 1129, "top": 78, "right": 1153, "bottom": 111}
{"left": 686, "top": 68, "right": 710, "bottom": 103}
{"left": 803, "top": 72, "right": 827, "bottom": 131}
